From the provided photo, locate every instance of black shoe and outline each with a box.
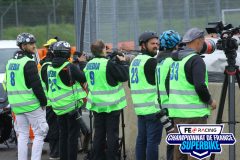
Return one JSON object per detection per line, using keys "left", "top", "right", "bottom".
{"left": 82, "top": 133, "right": 91, "bottom": 152}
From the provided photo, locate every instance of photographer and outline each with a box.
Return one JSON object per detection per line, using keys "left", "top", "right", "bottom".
{"left": 129, "top": 31, "right": 163, "bottom": 160}
{"left": 44, "top": 41, "right": 87, "bottom": 160}
{"left": 73, "top": 51, "right": 88, "bottom": 70}
{"left": 6, "top": 33, "right": 48, "bottom": 160}
{"left": 40, "top": 37, "right": 60, "bottom": 159}
{"left": 156, "top": 30, "right": 181, "bottom": 160}
{"left": 72, "top": 51, "right": 91, "bottom": 153}
{"left": 84, "top": 40, "right": 128, "bottom": 160}
{"left": 168, "top": 28, "right": 217, "bottom": 160}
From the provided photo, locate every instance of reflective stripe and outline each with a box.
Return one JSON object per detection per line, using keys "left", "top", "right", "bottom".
{"left": 7, "top": 90, "right": 33, "bottom": 95}
{"left": 11, "top": 99, "right": 39, "bottom": 107}
{"left": 159, "top": 90, "right": 167, "bottom": 95}
{"left": 53, "top": 101, "right": 77, "bottom": 110}
{"left": 163, "top": 104, "right": 207, "bottom": 109}
{"left": 134, "top": 102, "right": 159, "bottom": 108}
{"left": 87, "top": 96, "right": 126, "bottom": 107}
{"left": 50, "top": 88, "right": 84, "bottom": 102}
{"left": 91, "top": 85, "right": 123, "bottom": 95}
{"left": 131, "top": 88, "right": 156, "bottom": 94}
{"left": 170, "top": 89, "right": 196, "bottom": 95}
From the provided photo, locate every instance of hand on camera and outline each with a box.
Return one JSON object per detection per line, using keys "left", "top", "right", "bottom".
{"left": 116, "top": 54, "right": 126, "bottom": 61}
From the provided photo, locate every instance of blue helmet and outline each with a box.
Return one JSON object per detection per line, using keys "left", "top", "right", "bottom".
{"left": 159, "top": 30, "right": 181, "bottom": 49}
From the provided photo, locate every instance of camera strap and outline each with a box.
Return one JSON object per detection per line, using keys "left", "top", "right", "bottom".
{"left": 155, "top": 68, "right": 163, "bottom": 110}
{"left": 67, "top": 65, "right": 79, "bottom": 110}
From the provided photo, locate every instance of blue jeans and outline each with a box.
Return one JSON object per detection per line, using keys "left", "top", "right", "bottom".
{"left": 136, "top": 113, "right": 163, "bottom": 160}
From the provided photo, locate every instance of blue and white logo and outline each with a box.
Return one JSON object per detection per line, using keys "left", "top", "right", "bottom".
{"left": 166, "top": 124, "right": 236, "bottom": 160}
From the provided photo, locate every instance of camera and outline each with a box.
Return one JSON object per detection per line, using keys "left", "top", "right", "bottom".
{"left": 106, "top": 48, "right": 125, "bottom": 63}
{"left": 156, "top": 108, "right": 174, "bottom": 133}
{"left": 200, "top": 39, "right": 216, "bottom": 54}
{"left": 206, "top": 21, "right": 240, "bottom": 65}
{"left": 206, "top": 21, "right": 240, "bottom": 52}
{"left": 73, "top": 51, "right": 94, "bottom": 62}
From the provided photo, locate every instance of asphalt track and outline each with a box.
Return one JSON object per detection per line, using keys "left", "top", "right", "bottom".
{"left": 0, "top": 142, "right": 87, "bottom": 160}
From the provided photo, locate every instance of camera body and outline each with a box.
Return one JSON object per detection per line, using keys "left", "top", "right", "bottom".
{"left": 206, "top": 21, "right": 240, "bottom": 66}
{"left": 206, "top": 21, "right": 240, "bottom": 52}
{"left": 106, "top": 49, "right": 125, "bottom": 63}
{"left": 156, "top": 108, "right": 174, "bottom": 133}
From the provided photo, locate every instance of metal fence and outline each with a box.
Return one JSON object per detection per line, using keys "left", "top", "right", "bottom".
{"left": 1, "top": 0, "right": 240, "bottom": 51}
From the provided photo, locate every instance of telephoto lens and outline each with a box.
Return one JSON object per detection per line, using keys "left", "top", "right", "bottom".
{"left": 200, "top": 38, "right": 216, "bottom": 54}
{"left": 156, "top": 108, "right": 175, "bottom": 133}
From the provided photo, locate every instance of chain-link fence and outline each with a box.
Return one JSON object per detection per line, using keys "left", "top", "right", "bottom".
{"left": 1, "top": 0, "right": 240, "bottom": 51}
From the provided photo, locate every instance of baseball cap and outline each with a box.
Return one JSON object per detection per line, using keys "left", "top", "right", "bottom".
{"left": 182, "top": 28, "right": 204, "bottom": 43}
{"left": 43, "top": 38, "right": 57, "bottom": 47}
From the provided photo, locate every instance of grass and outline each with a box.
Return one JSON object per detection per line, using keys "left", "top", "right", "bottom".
{"left": 2, "top": 14, "right": 240, "bottom": 49}
{"left": 2, "top": 24, "right": 76, "bottom": 48}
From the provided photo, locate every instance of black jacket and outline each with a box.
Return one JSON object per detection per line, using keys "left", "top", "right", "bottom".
{"left": 13, "top": 50, "right": 47, "bottom": 107}
{"left": 140, "top": 51, "right": 157, "bottom": 86}
{"left": 171, "top": 47, "right": 212, "bottom": 104}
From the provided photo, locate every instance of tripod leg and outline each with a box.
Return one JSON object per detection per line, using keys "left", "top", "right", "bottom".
{"left": 89, "top": 111, "right": 93, "bottom": 151}
{"left": 216, "top": 74, "right": 228, "bottom": 124}
{"left": 235, "top": 69, "right": 240, "bottom": 89}
{"left": 121, "top": 109, "right": 127, "bottom": 160}
{"left": 228, "top": 74, "right": 236, "bottom": 160}
{"left": 210, "top": 74, "right": 228, "bottom": 160}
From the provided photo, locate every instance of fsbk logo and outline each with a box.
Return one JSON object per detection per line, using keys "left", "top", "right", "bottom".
{"left": 183, "top": 127, "right": 217, "bottom": 134}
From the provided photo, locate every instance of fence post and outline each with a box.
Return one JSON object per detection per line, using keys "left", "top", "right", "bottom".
{"left": 133, "top": 0, "right": 139, "bottom": 50}
{"left": 89, "top": 0, "right": 97, "bottom": 43}
{"left": 215, "top": 0, "right": 221, "bottom": 21}
{"left": 184, "top": 0, "right": 190, "bottom": 31}
{"left": 157, "top": 0, "right": 164, "bottom": 34}
{"left": 112, "top": 0, "right": 118, "bottom": 49}
{"left": 0, "top": 2, "right": 13, "bottom": 39}
{"left": 15, "top": 1, "right": 19, "bottom": 27}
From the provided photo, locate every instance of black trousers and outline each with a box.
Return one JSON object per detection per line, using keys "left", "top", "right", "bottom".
{"left": 92, "top": 110, "right": 121, "bottom": 160}
{"left": 46, "top": 107, "right": 59, "bottom": 158}
{"left": 58, "top": 111, "right": 80, "bottom": 160}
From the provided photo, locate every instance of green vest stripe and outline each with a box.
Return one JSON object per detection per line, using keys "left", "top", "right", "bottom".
{"left": 131, "top": 88, "right": 156, "bottom": 94}
{"left": 87, "top": 95, "right": 126, "bottom": 107}
{"left": 91, "top": 85, "right": 124, "bottom": 95}
{"left": 52, "top": 101, "right": 79, "bottom": 110}
{"left": 164, "top": 104, "right": 207, "bottom": 109}
{"left": 134, "top": 102, "right": 158, "bottom": 108}
{"left": 129, "top": 54, "right": 160, "bottom": 115}
{"left": 7, "top": 90, "right": 33, "bottom": 95}
{"left": 160, "top": 91, "right": 167, "bottom": 95}
{"left": 10, "top": 99, "right": 39, "bottom": 107}
{"left": 50, "top": 88, "right": 84, "bottom": 102}
{"left": 84, "top": 58, "right": 126, "bottom": 113}
{"left": 170, "top": 89, "right": 198, "bottom": 95}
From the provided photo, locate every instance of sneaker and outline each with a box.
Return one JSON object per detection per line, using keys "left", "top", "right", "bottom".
{"left": 49, "top": 156, "right": 60, "bottom": 160}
